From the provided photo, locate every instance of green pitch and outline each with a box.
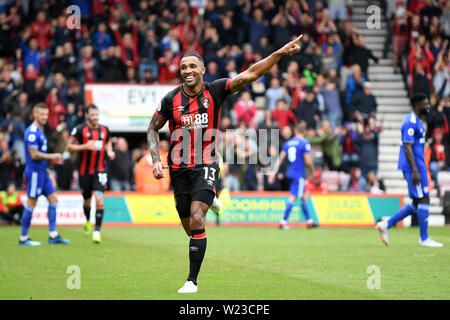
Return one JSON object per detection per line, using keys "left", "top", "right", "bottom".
{"left": 1, "top": 226, "right": 449, "bottom": 300}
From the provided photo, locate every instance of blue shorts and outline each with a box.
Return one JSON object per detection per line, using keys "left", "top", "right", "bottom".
{"left": 25, "top": 170, "right": 55, "bottom": 198}
{"left": 403, "top": 169, "right": 429, "bottom": 199}
{"left": 289, "top": 177, "right": 305, "bottom": 198}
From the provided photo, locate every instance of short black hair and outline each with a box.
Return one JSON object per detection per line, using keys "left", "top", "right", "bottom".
{"left": 181, "top": 52, "right": 204, "bottom": 66}
{"left": 85, "top": 104, "right": 99, "bottom": 113}
{"left": 410, "top": 93, "right": 428, "bottom": 108}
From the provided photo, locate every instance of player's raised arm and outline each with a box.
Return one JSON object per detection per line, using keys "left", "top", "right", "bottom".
{"left": 147, "top": 114, "right": 167, "bottom": 179}
{"left": 229, "top": 34, "right": 303, "bottom": 93}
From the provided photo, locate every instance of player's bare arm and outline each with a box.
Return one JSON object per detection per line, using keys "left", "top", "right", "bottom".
{"left": 28, "top": 146, "right": 61, "bottom": 161}
{"left": 303, "top": 153, "right": 315, "bottom": 178}
{"left": 403, "top": 142, "right": 420, "bottom": 185}
{"left": 147, "top": 114, "right": 167, "bottom": 179}
{"left": 268, "top": 151, "right": 286, "bottom": 184}
{"left": 66, "top": 139, "right": 96, "bottom": 152}
{"left": 230, "top": 34, "right": 303, "bottom": 93}
{"left": 105, "top": 139, "right": 115, "bottom": 160}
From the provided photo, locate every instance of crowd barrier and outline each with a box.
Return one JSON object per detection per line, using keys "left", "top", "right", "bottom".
{"left": 20, "top": 192, "right": 403, "bottom": 227}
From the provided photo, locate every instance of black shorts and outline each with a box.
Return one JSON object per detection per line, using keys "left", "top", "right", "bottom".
{"left": 170, "top": 165, "right": 219, "bottom": 219}
{"left": 79, "top": 172, "right": 108, "bottom": 199}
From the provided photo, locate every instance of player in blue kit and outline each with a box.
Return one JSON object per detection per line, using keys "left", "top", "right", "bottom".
{"left": 269, "top": 123, "right": 318, "bottom": 230}
{"left": 19, "top": 103, "right": 70, "bottom": 246}
{"left": 376, "top": 93, "right": 443, "bottom": 247}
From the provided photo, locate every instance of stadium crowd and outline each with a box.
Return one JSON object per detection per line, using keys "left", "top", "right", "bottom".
{"left": 0, "top": 0, "right": 449, "bottom": 199}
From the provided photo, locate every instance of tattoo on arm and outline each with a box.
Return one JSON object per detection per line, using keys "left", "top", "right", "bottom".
{"left": 147, "top": 115, "right": 167, "bottom": 163}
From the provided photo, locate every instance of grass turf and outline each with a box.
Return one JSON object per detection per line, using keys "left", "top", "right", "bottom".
{"left": 0, "top": 225, "right": 449, "bottom": 300}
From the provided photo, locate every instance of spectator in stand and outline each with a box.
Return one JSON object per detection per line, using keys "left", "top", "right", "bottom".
{"left": 328, "top": 0, "right": 350, "bottom": 22}
{"left": 429, "top": 127, "right": 447, "bottom": 184}
{"left": 339, "top": 21, "right": 358, "bottom": 91}
{"left": 307, "top": 120, "right": 342, "bottom": 171}
{"left": 315, "top": 8, "right": 338, "bottom": 46}
{"left": 390, "top": 1, "right": 409, "bottom": 74}
{"left": 19, "top": 36, "right": 45, "bottom": 74}
{"left": 0, "top": 182, "right": 23, "bottom": 225}
{"left": 110, "top": 137, "right": 132, "bottom": 191}
{"left": 50, "top": 72, "right": 69, "bottom": 107}
{"left": 45, "top": 87, "right": 66, "bottom": 131}
{"left": 242, "top": 6, "right": 270, "bottom": 48}
{"left": 92, "top": 22, "right": 113, "bottom": 54}
{"left": 4, "top": 91, "right": 32, "bottom": 126}
{"left": 356, "top": 116, "right": 379, "bottom": 178}
{"left": 296, "top": 87, "right": 321, "bottom": 130}
{"left": 98, "top": 46, "right": 126, "bottom": 82}
{"left": 110, "top": 21, "right": 140, "bottom": 70}
{"left": 426, "top": 97, "right": 449, "bottom": 138}
{"left": 271, "top": 7, "right": 296, "bottom": 50}
{"left": 28, "top": 75, "right": 47, "bottom": 106}
{"left": 158, "top": 47, "right": 180, "bottom": 84}
{"left": 50, "top": 46, "right": 67, "bottom": 75}
{"left": 433, "top": 45, "right": 450, "bottom": 99}
{"left": 65, "top": 102, "right": 83, "bottom": 131}
{"left": 412, "top": 57, "right": 432, "bottom": 98}
{"left": 305, "top": 170, "right": 328, "bottom": 193}
{"left": 7, "top": 109, "right": 26, "bottom": 164}
{"left": 77, "top": 45, "right": 99, "bottom": 85}
{"left": 0, "top": 132, "right": 12, "bottom": 190}
{"left": 272, "top": 98, "right": 297, "bottom": 131}
{"left": 52, "top": 15, "right": 71, "bottom": 48}
{"left": 317, "top": 73, "right": 342, "bottom": 129}
{"left": 350, "top": 82, "right": 377, "bottom": 123}
{"left": 345, "top": 64, "right": 367, "bottom": 118}
{"left": 30, "top": 10, "right": 52, "bottom": 51}
{"left": 139, "top": 29, "right": 160, "bottom": 81}
{"left": 340, "top": 122, "right": 360, "bottom": 173}
{"left": 354, "top": 35, "right": 379, "bottom": 78}
{"left": 265, "top": 78, "right": 290, "bottom": 112}
{"left": 233, "top": 91, "right": 257, "bottom": 130}
{"left": 204, "top": 61, "right": 221, "bottom": 82}
{"left": 341, "top": 167, "right": 366, "bottom": 192}
{"left": 255, "top": 35, "right": 274, "bottom": 59}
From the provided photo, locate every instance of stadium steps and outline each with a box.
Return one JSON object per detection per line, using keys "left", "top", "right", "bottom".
{"left": 352, "top": 4, "right": 444, "bottom": 224}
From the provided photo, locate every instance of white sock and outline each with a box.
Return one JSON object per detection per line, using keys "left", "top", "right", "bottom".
{"left": 49, "top": 231, "right": 58, "bottom": 238}
{"left": 20, "top": 235, "right": 29, "bottom": 242}
{"left": 280, "top": 219, "right": 287, "bottom": 225}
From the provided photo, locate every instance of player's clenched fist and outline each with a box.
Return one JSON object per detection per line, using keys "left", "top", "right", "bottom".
{"left": 153, "top": 161, "right": 167, "bottom": 179}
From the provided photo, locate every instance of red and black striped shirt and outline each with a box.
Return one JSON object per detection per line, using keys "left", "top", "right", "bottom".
{"left": 154, "top": 78, "right": 232, "bottom": 170}
{"left": 69, "top": 123, "right": 110, "bottom": 176}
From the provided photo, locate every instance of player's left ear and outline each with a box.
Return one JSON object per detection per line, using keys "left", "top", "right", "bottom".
{"left": 201, "top": 66, "right": 206, "bottom": 75}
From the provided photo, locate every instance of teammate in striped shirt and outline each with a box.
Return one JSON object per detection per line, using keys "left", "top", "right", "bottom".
{"left": 148, "top": 35, "right": 304, "bottom": 293}
{"left": 67, "top": 104, "right": 115, "bottom": 243}
{"left": 376, "top": 93, "right": 443, "bottom": 247}
{"left": 20, "top": 103, "right": 70, "bottom": 246}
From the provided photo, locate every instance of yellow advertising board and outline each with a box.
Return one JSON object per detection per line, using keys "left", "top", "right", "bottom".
{"left": 311, "top": 195, "right": 374, "bottom": 225}
{"left": 125, "top": 195, "right": 179, "bottom": 224}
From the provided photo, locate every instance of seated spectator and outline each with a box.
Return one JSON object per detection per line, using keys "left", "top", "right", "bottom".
{"left": 0, "top": 182, "right": 23, "bottom": 225}
{"left": 305, "top": 170, "right": 328, "bottom": 193}
{"left": 340, "top": 122, "right": 359, "bottom": 173}
{"left": 341, "top": 167, "right": 366, "bottom": 192}
{"left": 429, "top": 128, "right": 447, "bottom": 183}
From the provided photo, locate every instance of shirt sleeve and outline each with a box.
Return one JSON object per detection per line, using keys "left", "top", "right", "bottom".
{"left": 154, "top": 95, "right": 171, "bottom": 121}
{"left": 210, "top": 78, "right": 232, "bottom": 106}
{"left": 303, "top": 141, "right": 311, "bottom": 154}
{"left": 25, "top": 131, "right": 39, "bottom": 148}
{"left": 401, "top": 121, "right": 416, "bottom": 144}
{"left": 69, "top": 125, "right": 82, "bottom": 144}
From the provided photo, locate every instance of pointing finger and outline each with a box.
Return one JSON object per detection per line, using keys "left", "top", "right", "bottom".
{"left": 295, "top": 34, "right": 303, "bottom": 43}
